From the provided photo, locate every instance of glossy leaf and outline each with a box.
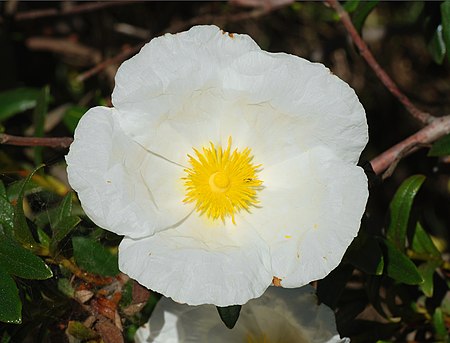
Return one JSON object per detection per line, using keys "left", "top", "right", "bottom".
{"left": 344, "top": 0, "right": 360, "bottom": 13}
{"left": 378, "top": 238, "right": 423, "bottom": 285}
{"left": 352, "top": 0, "right": 379, "bottom": 32}
{"left": 0, "top": 267, "right": 21, "bottom": 324}
{"left": 13, "top": 167, "right": 44, "bottom": 246}
{"left": 442, "top": 0, "right": 450, "bottom": 63}
{"left": 0, "top": 235, "right": 52, "bottom": 280}
{"left": 72, "top": 236, "right": 119, "bottom": 276}
{"left": 428, "top": 24, "right": 446, "bottom": 64}
{"left": 411, "top": 222, "right": 441, "bottom": 258}
{"left": 0, "top": 194, "right": 14, "bottom": 235}
{"left": 428, "top": 133, "right": 450, "bottom": 157}
{"left": 216, "top": 305, "right": 241, "bottom": 329}
{"left": 37, "top": 228, "right": 51, "bottom": 248}
{"left": 63, "top": 106, "right": 87, "bottom": 133}
{"left": 50, "top": 215, "right": 81, "bottom": 255}
{"left": 387, "top": 175, "right": 425, "bottom": 251}
{"left": 418, "top": 260, "right": 440, "bottom": 297}
{"left": 0, "top": 88, "right": 40, "bottom": 122}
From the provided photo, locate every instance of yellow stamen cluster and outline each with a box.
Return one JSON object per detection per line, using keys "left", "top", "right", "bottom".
{"left": 183, "top": 137, "right": 262, "bottom": 224}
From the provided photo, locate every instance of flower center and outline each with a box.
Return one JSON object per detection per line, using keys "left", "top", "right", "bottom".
{"left": 183, "top": 137, "right": 262, "bottom": 224}
{"left": 210, "top": 171, "right": 230, "bottom": 191}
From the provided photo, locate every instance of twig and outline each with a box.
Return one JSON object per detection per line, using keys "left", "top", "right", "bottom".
{"left": 325, "top": 0, "right": 434, "bottom": 125}
{"left": 76, "top": 44, "right": 143, "bottom": 83}
{"left": 0, "top": 134, "right": 73, "bottom": 149}
{"left": 77, "top": 4, "right": 285, "bottom": 82}
{"left": 370, "top": 115, "right": 450, "bottom": 176}
{"left": 13, "top": 1, "right": 139, "bottom": 21}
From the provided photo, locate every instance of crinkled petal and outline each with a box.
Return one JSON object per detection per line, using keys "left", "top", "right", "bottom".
{"left": 112, "top": 25, "right": 366, "bottom": 166}
{"left": 119, "top": 213, "right": 272, "bottom": 306}
{"left": 134, "top": 285, "right": 349, "bottom": 343}
{"left": 66, "top": 106, "right": 192, "bottom": 238}
{"left": 241, "top": 146, "right": 368, "bottom": 287}
{"left": 222, "top": 50, "right": 367, "bottom": 165}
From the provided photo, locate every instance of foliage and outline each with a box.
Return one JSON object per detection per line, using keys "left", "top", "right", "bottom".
{"left": 0, "top": 1, "right": 449, "bottom": 342}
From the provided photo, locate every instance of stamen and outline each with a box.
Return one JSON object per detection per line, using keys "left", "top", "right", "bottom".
{"left": 183, "top": 137, "right": 262, "bottom": 223}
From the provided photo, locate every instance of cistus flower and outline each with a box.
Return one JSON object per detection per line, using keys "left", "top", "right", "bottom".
{"left": 134, "top": 285, "right": 350, "bottom": 343}
{"left": 66, "top": 25, "right": 368, "bottom": 306}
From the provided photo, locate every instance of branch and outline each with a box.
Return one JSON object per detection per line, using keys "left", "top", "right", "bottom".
{"left": 76, "top": 5, "right": 284, "bottom": 82}
{"left": 370, "top": 115, "right": 450, "bottom": 177}
{"left": 12, "top": 1, "right": 139, "bottom": 21}
{"left": 324, "top": 0, "right": 434, "bottom": 125}
{"left": 0, "top": 134, "right": 73, "bottom": 149}
{"left": 76, "top": 44, "right": 143, "bottom": 82}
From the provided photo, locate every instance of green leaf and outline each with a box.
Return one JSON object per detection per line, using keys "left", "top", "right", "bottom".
{"left": 72, "top": 236, "right": 119, "bottom": 277}
{"left": 432, "top": 307, "right": 448, "bottom": 340}
{"left": 0, "top": 235, "right": 52, "bottom": 280}
{"left": 57, "top": 279, "right": 75, "bottom": 298}
{"left": 50, "top": 215, "right": 81, "bottom": 255}
{"left": 411, "top": 222, "right": 441, "bottom": 258}
{"left": 345, "top": 232, "right": 384, "bottom": 275}
{"left": 343, "top": 0, "right": 360, "bottom": 13}
{"left": 378, "top": 238, "right": 423, "bottom": 285}
{"left": 317, "top": 263, "right": 354, "bottom": 309}
{"left": 216, "top": 305, "right": 241, "bottom": 329}
{"left": 418, "top": 260, "right": 440, "bottom": 297}
{"left": 441, "top": 0, "right": 450, "bottom": 63}
{"left": 0, "top": 266, "right": 21, "bottom": 324}
{"left": 352, "top": 0, "right": 379, "bottom": 32}
{"left": 55, "top": 192, "right": 73, "bottom": 225}
{"left": 0, "top": 181, "right": 6, "bottom": 198}
{"left": 387, "top": 175, "right": 426, "bottom": 251}
{"left": 13, "top": 166, "right": 43, "bottom": 246}
{"left": 6, "top": 178, "right": 40, "bottom": 202}
{"left": 428, "top": 24, "right": 446, "bottom": 65}
{"left": 428, "top": 133, "right": 450, "bottom": 157}
{"left": 67, "top": 321, "right": 98, "bottom": 340}
{"left": 63, "top": 106, "right": 87, "bottom": 133}
{"left": 37, "top": 228, "right": 51, "bottom": 248}
{"left": 0, "top": 194, "right": 14, "bottom": 235}
{"left": 33, "top": 86, "right": 50, "bottom": 167}
{"left": 0, "top": 88, "right": 41, "bottom": 122}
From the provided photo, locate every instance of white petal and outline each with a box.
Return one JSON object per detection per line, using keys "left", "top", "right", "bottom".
{"left": 112, "top": 25, "right": 366, "bottom": 166}
{"left": 119, "top": 213, "right": 272, "bottom": 306}
{"left": 66, "top": 107, "right": 192, "bottom": 238}
{"left": 112, "top": 25, "right": 260, "bottom": 164}
{"left": 135, "top": 285, "right": 348, "bottom": 343}
{"left": 223, "top": 50, "right": 368, "bottom": 164}
{"left": 241, "top": 146, "right": 368, "bottom": 287}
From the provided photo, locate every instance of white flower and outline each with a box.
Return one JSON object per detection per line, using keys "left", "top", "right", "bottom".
{"left": 134, "top": 285, "right": 350, "bottom": 343}
{"left": 66, "top": 25, "right": 368, "bottom": 306}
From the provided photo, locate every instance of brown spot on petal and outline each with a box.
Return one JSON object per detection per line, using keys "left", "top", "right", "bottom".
{"left": 228, "top": 32, "right": 235, "bottom": 38}
{"left": 272, "top": 276, "right": 282, "bottom": 287}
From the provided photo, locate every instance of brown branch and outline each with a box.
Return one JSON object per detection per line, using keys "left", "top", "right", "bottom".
{"left": 13, "top": 1, "right": 140, "bottom": 21}
{"left": 76, "top": 44, "right": 143, "bottom": 83}
{"left": 77, "top": 4, "right": 286, "bottom": 82}
{"left": 0, "top": 134, "right": 73, "bottom": 149}
{"left": 370, "top": 115, "right": 450, "bottom": 176}
{"left": 325, "top": 0, "right": 434, "bottom": 125}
